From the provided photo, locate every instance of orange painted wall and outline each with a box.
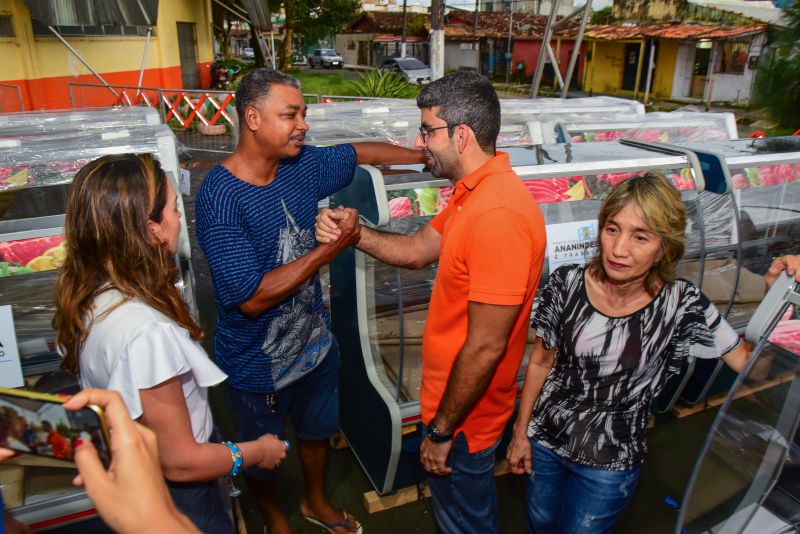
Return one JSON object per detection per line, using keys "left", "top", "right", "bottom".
{"left": 6, "top": 63, "right": 213, "bottom": 110}
{"left": 0, "top": 0, "right": 215, "bottom": 111}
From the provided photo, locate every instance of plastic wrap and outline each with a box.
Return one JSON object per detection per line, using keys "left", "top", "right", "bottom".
{"left": 530, "top": 111, "right": 738, "bottom": 144}
{"left": 499, "top": 96, "right": 646, "bottom": 116}
{"left": 304, "top": 96, "right": 648, "bottom": 147}
{"left": 0, "top": 107, "right": 161, "bottom": 137}
{"left": 0, "top": 124, "right": 178, "bottom": 191}
{"left": 0, "top": 124, "right": 190, "bottom": 260}
{"left": 0, "top": 122, "right": 196, "bottom": 387}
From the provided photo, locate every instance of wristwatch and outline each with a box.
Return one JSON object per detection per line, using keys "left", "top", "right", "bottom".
{"left": 425, "top": 421, "right": 453, "bottom": 443}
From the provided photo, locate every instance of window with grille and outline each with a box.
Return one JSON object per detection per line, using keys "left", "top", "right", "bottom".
{"left": 31, "top": 18, "right": 151, "bottom": 37}
{"left": 720, "top": 41, "right": 749, "bottom": 74}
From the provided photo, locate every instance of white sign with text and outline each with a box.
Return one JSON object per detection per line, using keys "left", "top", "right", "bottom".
{"left": 546, "top": 220, "right": 599, "bottom": 273}
{"left": 0, "top": 305, "right": 24, "bottom": 388}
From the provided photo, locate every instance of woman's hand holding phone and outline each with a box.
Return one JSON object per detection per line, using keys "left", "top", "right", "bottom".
{"left": 64, "top": 389, "right": 200, "bottom": 534}
{"left": 254, "top": 433, "right": 288, "bottom": 470}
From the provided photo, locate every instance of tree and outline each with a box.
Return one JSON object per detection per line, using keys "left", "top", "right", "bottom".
{"left": 590, "top": 6, "right": 614, "bottom": 25}
{"left": 277, "top": 0, "right": 360, "bottom": 70}
{"left": 754, "top": 5, "right": 800, "bottom": 128}
{"left": 250, "top": 23, "right": 268, "bottom": 67}
{"left": 211, "top": 0, "right": 236, "bottom": 60}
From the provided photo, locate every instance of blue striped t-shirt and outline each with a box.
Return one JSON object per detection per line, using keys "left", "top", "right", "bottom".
{"left": 195, "top": 144, "right": 356, "bottom": 392}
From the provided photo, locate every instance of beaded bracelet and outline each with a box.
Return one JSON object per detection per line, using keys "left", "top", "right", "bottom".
{"left": 222, "top": 441, "right": 243, "bottom": 477}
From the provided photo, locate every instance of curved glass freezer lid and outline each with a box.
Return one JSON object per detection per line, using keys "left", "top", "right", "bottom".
{"left": 0, "top": 107, "right": 161, "bottom": 136}
{"left": 678, "top": 275, "right": 800, "bottom": 534}
{"left": 555, "top": 114, "right": 736, "bottom": 144}
{"left": 668, "top": 137, "right": 800, "bottom": 326}
{"left": 379, "top": 142, "right": 690, "bottom": 188}
{"left": 0, "top": 124, "right": 178, "bottom": 193}
{"left": 303, "top": 95, "right": 642, "bottom": 145}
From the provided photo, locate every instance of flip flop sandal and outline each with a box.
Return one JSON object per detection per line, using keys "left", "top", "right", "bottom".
{"left": 302, "top": 510, "right": 363, "bottom": 534}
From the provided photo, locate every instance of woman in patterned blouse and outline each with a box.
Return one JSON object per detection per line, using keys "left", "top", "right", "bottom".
{"left": 506, "top": 172, "right": 800, "bottom": 534}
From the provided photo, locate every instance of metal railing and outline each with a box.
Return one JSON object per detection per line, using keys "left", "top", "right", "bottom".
{"left": 0, "top": 83, "right": 24, "bottom": 112}
{"left": 69, "top": 82, "right": 239, "bottom": 152}
{"left": 67, "top": 82, "right": 385, "bottom": 152}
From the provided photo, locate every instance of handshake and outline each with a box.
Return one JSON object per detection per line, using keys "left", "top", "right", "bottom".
{"left": 315, "top": 206, "right": 360, "bottom": 247}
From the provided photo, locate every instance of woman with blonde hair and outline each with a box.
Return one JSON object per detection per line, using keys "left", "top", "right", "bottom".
{"left": 54, "top": 153, "right": 287, "bottom": 533}
{"left": 506, "top": 171, "right": 800, "bottom": 533}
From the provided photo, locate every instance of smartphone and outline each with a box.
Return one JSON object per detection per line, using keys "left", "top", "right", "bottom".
{"left": 0, "top": 388, "right": 111, "bottom": 467}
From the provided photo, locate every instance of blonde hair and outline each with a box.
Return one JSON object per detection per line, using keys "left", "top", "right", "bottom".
{"left": 587, "top": 171, "right": 687, "bottom": 296}
{"left": 54, "top": 154, "right": 203, "bottom": 374}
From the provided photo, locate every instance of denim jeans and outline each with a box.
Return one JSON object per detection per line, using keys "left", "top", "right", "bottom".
{"left": 526, "top": 439, "right": 640, "bottom": 534}
{"left": 425, "top": 433, "right": 501, "bottom": 534}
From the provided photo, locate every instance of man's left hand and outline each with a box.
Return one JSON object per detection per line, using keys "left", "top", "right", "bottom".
{"left": 420, "top": 437, "right": 453, "bottom": 476}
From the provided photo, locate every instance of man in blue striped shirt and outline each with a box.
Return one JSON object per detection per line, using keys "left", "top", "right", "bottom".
{"left": 196, "top": 68, "right": 424, "bottom": 534}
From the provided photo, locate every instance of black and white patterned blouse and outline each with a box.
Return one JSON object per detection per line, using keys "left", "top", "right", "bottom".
{"left": 528, "top": 264, "right": 740, "bottom": 471}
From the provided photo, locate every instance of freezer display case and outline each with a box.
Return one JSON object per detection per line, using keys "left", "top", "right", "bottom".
{"left": 328, "top": 137, "right": 800, "bottom": 495}
{"left": 0, "top": 121, "right": 196, "bottom": 531}
{"left": 641, "top": 137, "right": 800, "bottom": 410}
{"left": 304, "top": 96, "right": 645, "bottom": 148}
{"left": 328, "top": 140, "right": 719, "bottom": 494}
{"left": 528, "top": 111, "right": 738, "bottom": 144}
{"left": 0, "top": 107, "right": 161, "bottom": 137}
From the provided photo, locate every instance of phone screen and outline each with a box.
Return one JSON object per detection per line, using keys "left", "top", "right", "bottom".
{"left": 0, "top": 391, "right": 111, "bottom": 467}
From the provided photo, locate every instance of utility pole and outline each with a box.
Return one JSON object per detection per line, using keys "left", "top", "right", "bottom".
{"left": 530, "top": 0, "right": 560, "bottom": 97}
{"left": 473, "top": 0, "right": 479, "bottom": 36}
{"left": 505, "top": 0, "right": 513, "bottom": 84}
{"left": 401, "top": 0, "right": 408, "bottom": 58}
{"left": 431, "top": 0, "right": 445, "bottom": 79}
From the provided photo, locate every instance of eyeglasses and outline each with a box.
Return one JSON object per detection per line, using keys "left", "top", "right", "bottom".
{"left": 418, "top": 125, "right": 450, "bottom": 143}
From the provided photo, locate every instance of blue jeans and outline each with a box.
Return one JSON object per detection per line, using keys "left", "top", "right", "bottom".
{"left": 426, "top": 433, "right": 500, "bottom": 534}
{"left": 526, "top": 439, "right": 640, "bottom": 534}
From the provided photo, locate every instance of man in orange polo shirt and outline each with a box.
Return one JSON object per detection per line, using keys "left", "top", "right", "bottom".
{"left": 316, "top": 71, "right": 546, "bottom": 533}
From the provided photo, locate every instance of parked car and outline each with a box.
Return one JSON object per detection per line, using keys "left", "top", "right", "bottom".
{"left": 309, "top": 48, "right": 344, "bottom": 69}
{"left": 380, "top": 57, "right": 432, "bottom": 85}
{"left": 242, "top": 47, "right": 254, "bottom": 59}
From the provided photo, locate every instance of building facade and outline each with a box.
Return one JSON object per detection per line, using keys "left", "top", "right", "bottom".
{"left": 0, "top": 0, "right": 214, "bottom": 111}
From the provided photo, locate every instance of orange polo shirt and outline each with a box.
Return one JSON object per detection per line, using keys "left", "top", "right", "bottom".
{"left": 422, "top": 152, "right": 546, "bottom": 452}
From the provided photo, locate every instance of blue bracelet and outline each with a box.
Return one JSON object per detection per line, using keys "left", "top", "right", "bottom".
{"left": 222, "top": 441, "right": 243, "bottom": 477}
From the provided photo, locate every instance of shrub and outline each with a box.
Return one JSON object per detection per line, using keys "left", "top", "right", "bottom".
{"left": 344, "top": 69, "right": 417, "bottom": 98}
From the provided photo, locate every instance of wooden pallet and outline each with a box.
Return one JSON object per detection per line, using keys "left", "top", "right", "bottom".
{"left": 363, "top": 460, "right": 511, "bottom": 514}
{"left": 329, "top": 431, "right": 349, "bottom": 450}
{"left": 672, "top": 370, "right": 795, "bottom": 418}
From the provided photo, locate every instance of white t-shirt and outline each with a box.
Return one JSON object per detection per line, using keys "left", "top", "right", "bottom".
{"left": 79, "top": 289, "right": 227, "bottom": 443}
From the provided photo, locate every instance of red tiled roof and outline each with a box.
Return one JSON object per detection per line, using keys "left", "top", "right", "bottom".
{"left": 448, "top": 12, "right": 579, "bottom": 39}
{"left": 343, "top": 10, "right": 578, "bottom": 39}
{"left": 343, "top": 11, "right": 765, "bottom": 43}
{"left": 584, "top": 22, "right": 767, "bottom": 41}
{"left": 344, "top": 12, "right": 413, "bottom": 33}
